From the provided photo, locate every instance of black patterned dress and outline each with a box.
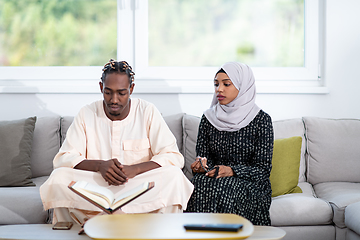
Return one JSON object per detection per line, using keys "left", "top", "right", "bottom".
{"left": 186, "top": 110, "right": 273, "bottom": 226}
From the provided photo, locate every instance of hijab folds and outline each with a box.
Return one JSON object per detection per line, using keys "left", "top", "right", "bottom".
{"left": 204, "top": 62, "right": 260, "bottom": 132}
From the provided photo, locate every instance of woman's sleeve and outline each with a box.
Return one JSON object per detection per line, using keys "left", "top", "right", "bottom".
{"left": 195, "top": 115, "right": 214, "bottom": 168}
{"left": 231, "top": 113, "right": 274, "bottom": 182}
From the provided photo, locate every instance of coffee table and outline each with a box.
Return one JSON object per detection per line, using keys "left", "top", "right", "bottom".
{"left": 0, "top": 214, "right": 285, "bottom": 240}
{"left": 84, "top": 213, "right": 285, "bottom": 240}
{"left": 0, "top": 224, "right": 90, "bottom": 240}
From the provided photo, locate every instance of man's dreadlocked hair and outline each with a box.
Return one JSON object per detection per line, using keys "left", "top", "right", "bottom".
{"left": 101, "top": 59, "right": 135, "bottom": 85}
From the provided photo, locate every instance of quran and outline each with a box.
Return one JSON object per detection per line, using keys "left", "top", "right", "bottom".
{"left": 68, "top": 181, "right": 154, "bottom": 214}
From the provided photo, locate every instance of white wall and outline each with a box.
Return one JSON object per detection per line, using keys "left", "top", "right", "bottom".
{"left": 1, "top": 0, "right": 360, "bottom": 121}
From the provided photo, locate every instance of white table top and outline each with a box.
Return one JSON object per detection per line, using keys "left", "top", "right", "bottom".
{"left": 0, "top": 224, "right": 90, "bottom": 240}
{"left": 84, "top": 213, "right": 285, "bottom": 240}
{"left": 0, "top": 214, "right": 285, "bottom": 240}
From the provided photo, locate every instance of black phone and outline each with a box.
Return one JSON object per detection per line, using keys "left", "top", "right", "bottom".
{"left": 52, "top": 222, "right": 73, "bottom": 230}
{"left": 184, "top": 223, "right": 243, "bottom": 232}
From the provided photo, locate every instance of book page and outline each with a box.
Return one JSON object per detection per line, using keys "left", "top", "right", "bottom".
{"left": 111, "top": 182, "right": 150, "bottom": 210}
{"left": 72, "top": 181, "right": 115, "bottom": 209}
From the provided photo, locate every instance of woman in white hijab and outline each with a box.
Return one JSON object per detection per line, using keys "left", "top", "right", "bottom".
{"left": 186, "top": 62, "right": 274, "bottom": 226}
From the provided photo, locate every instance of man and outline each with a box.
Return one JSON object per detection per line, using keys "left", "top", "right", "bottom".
{"left": 40, "top": 60, "right": 194, "bottom": 224}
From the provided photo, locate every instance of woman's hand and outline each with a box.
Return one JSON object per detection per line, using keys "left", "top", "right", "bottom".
{"left": 206, "top": 165, "right": 234, "bottom": 178}
{"left": 191, "top": 156, "right": 208, "bottom": 173}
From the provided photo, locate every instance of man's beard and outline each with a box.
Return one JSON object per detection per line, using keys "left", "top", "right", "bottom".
{"left": 109, "top": 108, "right": 121, "bottom": 116}
{"left": 108, "top": 104, "right": 121, "bottom": 116}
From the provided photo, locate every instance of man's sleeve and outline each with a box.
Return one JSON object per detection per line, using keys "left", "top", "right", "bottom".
{"left": 53, "top": 110, "right": 87, "bottom": 169}
{"left": 147, "top": 105, "right": 184, "bottom": 168}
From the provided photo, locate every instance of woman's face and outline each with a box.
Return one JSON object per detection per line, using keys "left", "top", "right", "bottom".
{"left": 214, "top": 72, "right": 239, "bottom": 105}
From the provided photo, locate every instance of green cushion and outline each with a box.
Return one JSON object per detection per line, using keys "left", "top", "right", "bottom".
{"left": 270, "top": 136, "right": 303, "bottom": 197}
{"left": 0, "top": 117, "right": 37, "bottom": 187}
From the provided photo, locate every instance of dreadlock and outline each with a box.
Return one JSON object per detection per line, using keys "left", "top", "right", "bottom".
{"left": 101, "top": 59, "right": 135, "bottom": 85}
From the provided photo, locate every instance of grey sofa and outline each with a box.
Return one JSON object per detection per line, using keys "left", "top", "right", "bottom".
{"left": 1, "top": 114, "right": 360, "bottom": 240}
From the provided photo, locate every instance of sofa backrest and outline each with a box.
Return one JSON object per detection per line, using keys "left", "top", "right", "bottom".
{"left": 303, "top": 117, "right": 360, "bottom": 185}
{"left": 163, "top": 113, "right": 184, "bottom": 156}
{"left": 60, "top": 116, "right": 74, "bottom": 145}
{"left": 29, "top": 114, "right": 360, "bottom": 186}
{"left": 272, "top": 118, "right": 307, "bottom": 183}
{"left": 30, "top": 116, "right": 61, "bottom": 178}
{"left": 181, "top": 114, "right": 201, "bottom": 180}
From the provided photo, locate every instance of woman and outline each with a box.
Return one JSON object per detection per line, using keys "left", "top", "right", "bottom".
{"left": 186, "top": 62, "right": 273, "bottom": 226}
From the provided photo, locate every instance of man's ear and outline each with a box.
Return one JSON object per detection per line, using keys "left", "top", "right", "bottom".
{"left": 129, "top": 83, "right": 135, "bottom": 95}
{"left": 99, "top": 81, "right": 103, "bottom": 93}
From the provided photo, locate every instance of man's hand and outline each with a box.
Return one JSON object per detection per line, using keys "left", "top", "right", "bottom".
{"left": 74, "top": 159, "right": 160, "bottom": 184}
{"left": 98, "top": 158, "right": 128, "bottom": 186}
{"left": 191, "top": 156, "right": 208, "bottom": 173}
{"left": 120, "top": 165, "right": 139, "bottom": 179}
{"left": 206, "top": 165, "right": 233, "bottom": 178}
{"left": 120, "top": 161, "right": 161, "bottom": 179}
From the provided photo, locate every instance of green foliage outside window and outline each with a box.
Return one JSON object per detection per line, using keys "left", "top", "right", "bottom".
{"left": 149, "top": 0, "right": 304, "bottom": 67}
{"left": 0, "top": 0, "right": 304, "bottom": 68}
{"left": 0, "top": 0, "right": 117, "bottom": 66}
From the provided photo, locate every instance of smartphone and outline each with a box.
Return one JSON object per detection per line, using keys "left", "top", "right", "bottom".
{"left": 184, "top": 223, "right": 243, "bottom": 232}
{"left": 52, "top": 222, "right": 73, "bottom": 230}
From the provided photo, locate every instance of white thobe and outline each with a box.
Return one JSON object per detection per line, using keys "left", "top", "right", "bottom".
{"left": 40, "top": 99, "right": 193, "bottom": 214}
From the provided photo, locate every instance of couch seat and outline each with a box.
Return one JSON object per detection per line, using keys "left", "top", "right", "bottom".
{"left": 314, "top": 182, "right": 360, "bottom": 228}
{"left": 345, "top": 201, "right": 360, "bottom": 237}
{"left": 0, "top": 176, "right": 48, "bottom": 225}
{"left": 270, "top": 182, "right": 333, "bottom": 226}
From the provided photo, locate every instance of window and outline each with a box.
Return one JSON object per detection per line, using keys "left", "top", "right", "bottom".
{"left": 132, "top": 0, "right": 323, "bottom": 87}
{"left": 0, "top": 0, "right": 117, "bottom": 84}
{"left": 0, "top": 0, "right": 325, "bottom": 93}
{"left": 0, "top": 0, "right": 117, "bottom": 67}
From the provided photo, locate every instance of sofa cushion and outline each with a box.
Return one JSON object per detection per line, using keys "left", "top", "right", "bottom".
{"left": 303, "top": 117, "right": 360, "bottom": 185}
{"left": 0, "top": 176, "right": 48, "bottom": 224}
{"left": 272, "top": 118, "right": 306, "bottom": 183}
{"left": 0, "top": 117, "right": 36, "bottom": 187}
{"left": 30, "top": 116, "right": 61, "bottom": 178}
{"left": 270, "top": 136, "right": 303, "bottom": 197}
{"left": 346, "top": 229, "right": 360, "bottom": 240}
{"left": 345, "top": 201, "right": 360, "bottom": 236}
{"left": 314, "top": 182, "right": 360, "bottom": 228}
{"left": 182, "top": 114, "right": 201, "bottom": 180}
{"left": 278, "top": 226, "right": 336, "bottom": 240}
{"left": 270, "top": 182, "right": 333, "bottom": 226}
{"left": 163, "top": 113, "right": 184, "bottom": 155}
{"left": 60, "top": 116, "right": 74, "bottom": 144}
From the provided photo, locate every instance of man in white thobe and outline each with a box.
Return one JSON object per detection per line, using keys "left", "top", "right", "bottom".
{"left": 40, "top": 60, "right": 194, "bottom": 224}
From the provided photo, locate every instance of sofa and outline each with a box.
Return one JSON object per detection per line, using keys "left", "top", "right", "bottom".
{"left": 1, "top": 113, "right": 360, "bottom": 240}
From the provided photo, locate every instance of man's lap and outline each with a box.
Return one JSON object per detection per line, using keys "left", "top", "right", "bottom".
{"left": 40, "top": 165, "right": 193, "bottom": 213}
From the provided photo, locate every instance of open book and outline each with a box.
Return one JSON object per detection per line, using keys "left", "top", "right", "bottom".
{"left": 68, "top": 181, "right": 155, "bottom": 214}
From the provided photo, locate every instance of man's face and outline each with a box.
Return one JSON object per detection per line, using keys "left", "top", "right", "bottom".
{"left": 99, "top": 73, "right": 134, "bottom": 121}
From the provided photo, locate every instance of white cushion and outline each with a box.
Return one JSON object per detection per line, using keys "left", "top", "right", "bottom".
{"left": 314, "top": 182, "right": 360, "bottom": 228}
{"left": 345, "top": 201, "right": 360, "bottom": 236}
{"left": 30, "top": 116, "right": 61, "bottom": 178}
{"left": 303, "top": 117, "right": 360, "bottom": 184}
{"left": 270, "top": 182, "right": 333, "bottom": 226}
{"left": 272, "top": 118, "right": 306, "bottom": 183}
{"left": 182, "top": 114, "right": 201, "bottom": 180}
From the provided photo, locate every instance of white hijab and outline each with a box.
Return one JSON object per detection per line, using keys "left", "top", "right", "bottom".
{"left": 204, "top": 62, "right": 260, "bottom": 132}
